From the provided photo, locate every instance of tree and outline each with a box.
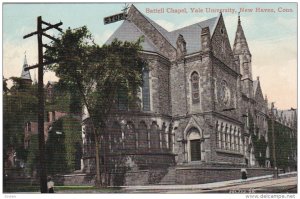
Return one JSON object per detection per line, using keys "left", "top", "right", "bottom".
{"left": 3, "top": 77, "right": 9, "bottom": 94}
{"left": 46, "top": 116, "right": 82, "bottom": 174}
{"left": 26, "top": 134, "right": 39, "bottom": 176}
{"left": 45, "top": 26, "right": 145, "bottom": 186}
{"left": 3, "top": 78, "right": 38, "bottom": 168}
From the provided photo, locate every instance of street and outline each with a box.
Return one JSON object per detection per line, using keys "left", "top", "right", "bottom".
{"left": 121, "top": 174, "right": 297, "bottom": 194}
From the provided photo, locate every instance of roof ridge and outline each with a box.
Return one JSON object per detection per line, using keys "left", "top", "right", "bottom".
{"left": 170, "top": 16, "right": 218, "bottom": 33}
{"left": 104, "top": 20, "right": 160, "bottom": 53}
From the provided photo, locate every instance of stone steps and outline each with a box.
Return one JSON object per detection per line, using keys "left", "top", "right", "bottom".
{"left": 158, "top": 167, "right": 176, "bottom": 185}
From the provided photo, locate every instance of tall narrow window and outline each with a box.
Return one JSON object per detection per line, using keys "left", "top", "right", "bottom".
{"left": 117, "top": 86, "right": 128, "bottom": 111}
{"left": 138, "top": 121, "right": 148, "bottom": 151}
{"left": 142, "top": 69, "right": 150, "bottom": 111}
{"left": 190, "top": 140, "right": 201, "bottom": 161}
{"left": 191, "top": 72, "right": 200, "bottom": 104}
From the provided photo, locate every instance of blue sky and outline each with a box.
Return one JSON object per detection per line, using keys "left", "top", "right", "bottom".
{"left": 2, "top": 2, "right": 297, "bottom": 109}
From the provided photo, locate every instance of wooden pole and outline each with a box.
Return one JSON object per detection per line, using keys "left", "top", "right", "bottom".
{"left": 37, "top": 16, "right": 48, "bottom": 193}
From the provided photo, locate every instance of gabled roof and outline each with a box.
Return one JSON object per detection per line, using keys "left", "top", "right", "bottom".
{"left": 21, "top": 55, "right": 32, "bottom": 80}
{"left": 167, "top": 17, "right": 218, "bottom": 54}
{"left": 105, "top": 5, "right": 219, "bottom": 55}
{"left": 105, "top": 20, "right": 159, "bottom": 52}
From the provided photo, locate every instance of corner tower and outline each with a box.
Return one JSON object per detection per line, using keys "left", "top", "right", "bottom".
{"left": 233, "top": 15, "right": 253, "bottom": 98}
{"left": 20, "top": 54, "right": 32, "bottom": 86}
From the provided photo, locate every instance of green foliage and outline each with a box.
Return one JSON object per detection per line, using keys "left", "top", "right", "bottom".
{"left": 252, "top": 133, "right": 267, "bottom": 167}
{"left": 26, "top": 134, "right": 38, "bottom": 175}
{"left": 46, "top": 116, "right": 82, "bottom": 174}
{"left": 63, "top": 116, "right": 82, "bottom": 171}
{"left": 45, "top": 26, "right": 145, "bottom": 131}
{"left": 267, "top": 119, "right": 296, "bottom": 170}
{"left": 3, "top": 80, "right": 38, "bottom": 163}
{"left": 45, "top": 26, "right": 145, "bottom": 185}
{"left": 45, "top": 82, "right": 82, "bottom": 114}
{"left": 3, "top": 77, "right": 9, "bottom": 94}
{"left": 248, "top": 113, "right": 267, "bottom": 167}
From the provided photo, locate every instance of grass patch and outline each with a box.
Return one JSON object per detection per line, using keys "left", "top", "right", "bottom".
{"left": 4, "top": 184, "right": 40, "bottom": 193}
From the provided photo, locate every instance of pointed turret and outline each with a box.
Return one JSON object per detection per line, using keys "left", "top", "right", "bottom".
{"left": 20, "top": 54, "right": 32, "bottom": 86}
{"left": 233, "top": 15, "right": 253, "bottom": 98}
{"left": 233, "top": 15, "right": 251, "bottom": 55}
{"left": 21, "top": 54, "right": 32, "bottom": 81}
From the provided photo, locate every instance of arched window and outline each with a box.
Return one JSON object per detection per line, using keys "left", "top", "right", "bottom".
{"left": 110, "top": 122, "right": 122, "bottom": 152}
{"left": 191, "top": 72, "right": 200, "bottom": 104}
{"left": 138, "top": 121, "right": 148, "bottom": 151}
{"left": 142, "top": 68, "right": 150, "bottom": 111}
{"left": 168, "top": 124, "right": 173, "bottom": 151}
{"left": 150, "top": 121, "right": 160, "bottom": 151}
{"left": 235, "top": 127, "right": 239, "bottom": 151}
{"left": 162, "top": 123, "right": 167, "bottom": 149}
{"left": 124, "top": 122, "right": 136, "bottom": 151}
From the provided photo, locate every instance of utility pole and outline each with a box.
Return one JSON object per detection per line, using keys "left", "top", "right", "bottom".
{"left": 23, "top": 16, "right": 62, "bottom": 193}
{"left": 270, "top": 102, "right": 278, "bottom": 178}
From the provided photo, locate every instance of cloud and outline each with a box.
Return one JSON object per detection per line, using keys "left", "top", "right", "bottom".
{"left": 250, "top": 36, "right": 297, "bottom": 109}
{"left": 276, "top": 16, "right": 297, "bottom": 31}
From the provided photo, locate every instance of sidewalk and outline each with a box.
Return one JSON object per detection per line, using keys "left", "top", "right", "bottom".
{"left": 10, "top": 172, "right": 297, "bottom": 193}
{"left": 121, "top": 171, "right": 297, "bottom": 191}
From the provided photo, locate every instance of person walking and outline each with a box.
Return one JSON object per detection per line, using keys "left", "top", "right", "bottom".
{"left": 47, "top": 176, "right": 55, "bottom": 193}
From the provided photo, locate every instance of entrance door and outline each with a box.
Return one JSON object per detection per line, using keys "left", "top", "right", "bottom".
{"left": 190, "top": 139, "right": 201, "bottom": 161}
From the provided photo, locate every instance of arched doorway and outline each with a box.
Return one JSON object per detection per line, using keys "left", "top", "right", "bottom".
{"left": 187, "top": 128, "right": 203, "bottom": 162}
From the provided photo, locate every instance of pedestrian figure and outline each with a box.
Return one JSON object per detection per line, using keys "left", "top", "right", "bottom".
{"left": 47, "top": 176, "right": 55, "bottom": 193}
{"left": 241, "top": 168, "right": 247, "bottom": 180}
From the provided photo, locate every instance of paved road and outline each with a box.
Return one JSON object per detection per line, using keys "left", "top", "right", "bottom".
{"left": 168, "top": 176, "right": 297, "bottom": 194}
{"left": 123, "top": 175, "right": 297, "bottom": 194}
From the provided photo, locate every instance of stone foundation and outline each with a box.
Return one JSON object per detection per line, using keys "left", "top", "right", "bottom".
{"left": 54, "top": 166, "right": 281, "bottom": 186}
{"left": 175, "top": 167, "right": 280, "bottom": 185}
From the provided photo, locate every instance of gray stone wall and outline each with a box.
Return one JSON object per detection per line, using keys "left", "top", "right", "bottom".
{"left": 211, "top": 15, "right": 237, "bottom": 72}
{"left": 172, "top": 115, "right": 213, "bottom": 164}
{"left": 146, "top": 54, "right": 171, "bottom": 115}
{"left": 212, "top": 57, "right": 240, "bottom": 120}
{"left": 175, "top": 167, "right": 277, "bottom": 185}
{"left": 170, "top": 61, "right": 188, "bottom": 117}
{"left": 128, "top": 5, "right": 176, "bottom": 60}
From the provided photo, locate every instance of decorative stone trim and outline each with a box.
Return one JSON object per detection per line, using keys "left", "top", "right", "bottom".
{"left": 216, "top": 149, "right": 244, "bottom": 156}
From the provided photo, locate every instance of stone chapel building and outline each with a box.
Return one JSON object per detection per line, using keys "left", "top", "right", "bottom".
{"left": 80, "top": 5, "right": 293, "bottom": 185}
